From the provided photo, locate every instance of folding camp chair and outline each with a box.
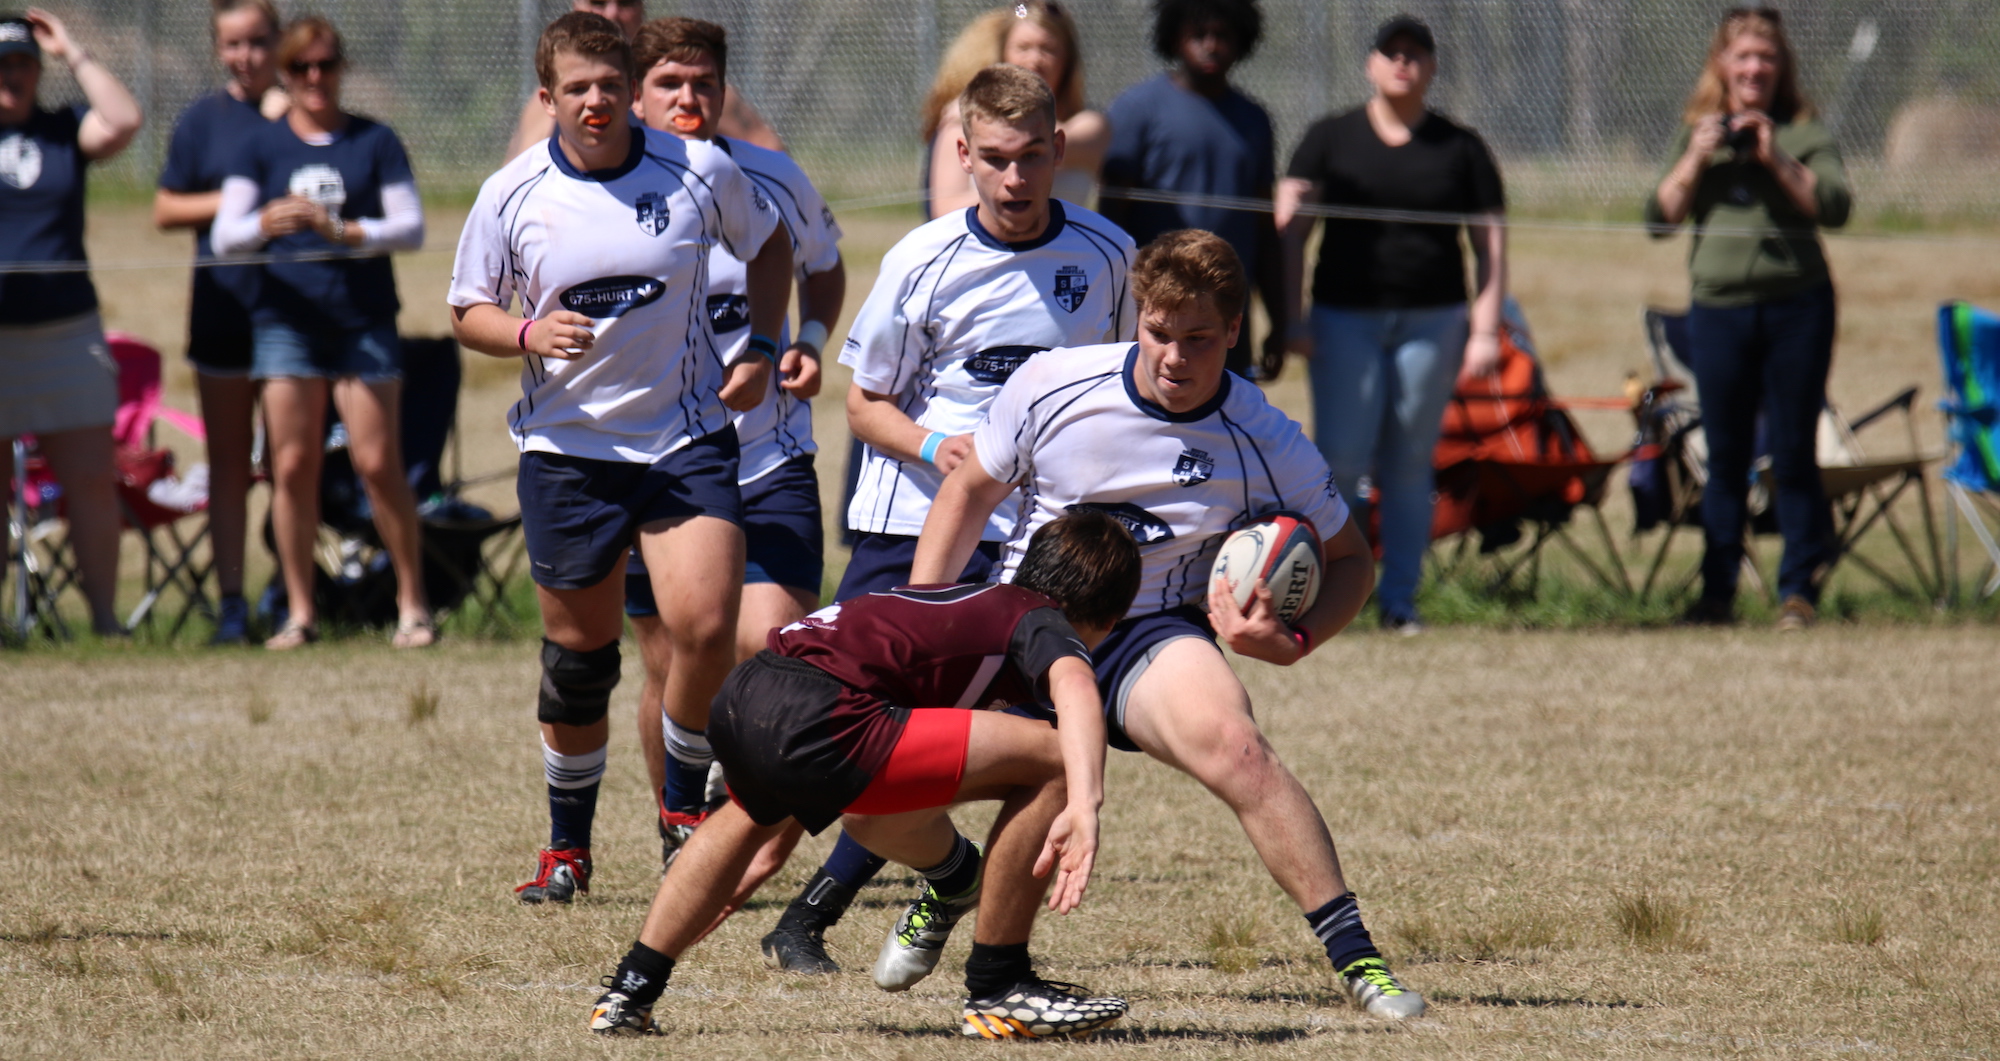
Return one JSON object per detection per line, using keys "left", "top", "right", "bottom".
{"left": 1423, "top": 300, "right": 1633, "bottom": 597}
{"left": 259, "top": 336, "right": 523, "bottom": 630}
{"left": 1634, "top": 307, "right": 1945, "bottom": 605}
{"left": 1936, "top": 301, "right": 2000, "bottom": 603}
{"left": 5, "top": 334, "right": 213, "bottom": 641}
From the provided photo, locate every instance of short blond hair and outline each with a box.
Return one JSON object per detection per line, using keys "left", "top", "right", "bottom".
{"left": 958, "top": 63, "right": 1056, "bottom": 138}
{"left": 536, "top": 11, "right": 631, "bottom": 92}
{"left": 1131, "top": 230, "right": 1247, "bottom": 323}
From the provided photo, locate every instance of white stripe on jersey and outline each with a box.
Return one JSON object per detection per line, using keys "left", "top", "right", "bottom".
{"left": 839, "top": 200, "right": 1137, "bottom": 540}
{"left": 974, "top": 342, "right": 1351, "bottom": 618}
{"left": 448, "top": 127, "right": 779, "bottom": 463}
{"left": 702, "top": 136, "right": 842, "bottom": 484}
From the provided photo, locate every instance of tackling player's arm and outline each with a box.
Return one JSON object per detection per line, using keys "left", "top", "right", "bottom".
{"left": 780, "top": 256, "right": 845, "bottom": 399}
{"left": 909, "top": 444, "right": 1016, "bottom": 585}
{"left": 1037, "top": 652, "right": 1107, "bottom": 914}
{"left": 1207, "top": 515, "right": 1373, "bottom": 666}
{"left": 453, "top": 302, "right": 598, "bottom": 363}
{"left": 720, "top": 224, "right": 793, "bottom": 410}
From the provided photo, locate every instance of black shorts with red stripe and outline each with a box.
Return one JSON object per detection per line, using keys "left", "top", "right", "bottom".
{"left": 708, "top": 650, "right": 970, "bottom": 834}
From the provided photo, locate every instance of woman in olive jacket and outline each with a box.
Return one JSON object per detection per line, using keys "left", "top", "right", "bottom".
{"left": 1645, "top": 7, "right": 1850, "bottom": 630}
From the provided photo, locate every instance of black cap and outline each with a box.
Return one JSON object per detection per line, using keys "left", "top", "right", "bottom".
{"left": 0, "top": 16, "right": 39, "bottom": 60}
{"left": 1373, "top": 14, "right": 1435, "bottom": 57}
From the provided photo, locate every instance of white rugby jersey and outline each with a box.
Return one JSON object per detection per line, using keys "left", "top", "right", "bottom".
{"left": 975, "top": 342, "right": 1351, "bottom": 618}
{"left": 448, "top": 127, "right": 779, "bottom": 463}
{"left": 841, "top": 200, "right": 1136, "bottom": 540}
{"left": 703, "top": 136, "right": 842, "bottom": 484}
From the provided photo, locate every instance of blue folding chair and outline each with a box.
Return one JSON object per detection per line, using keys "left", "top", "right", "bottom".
{"left": 1937, "top": 302, "right": 2000, "bottom": 603}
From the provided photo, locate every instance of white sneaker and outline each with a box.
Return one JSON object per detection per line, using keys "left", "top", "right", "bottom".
{"left": 1341, "top": 957, "right": 1427, "bottom": 1019}
{"left": 872, "top": 878, "right": 980, "bottom": 991}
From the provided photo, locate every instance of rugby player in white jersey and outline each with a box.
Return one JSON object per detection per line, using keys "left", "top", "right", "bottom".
{"left": 757, "top": 63, "right": 1137, "bottom": 981}
{"left": 502, "top": 0, "right": 783, "bottom": 160}
{"left": 446, "top": 12, "right": 789, "bottom": 905}
{"left": 909, "top": 230, "right": 1427, "bottom": 1020}
{"left": 624, "top": 16, "right": 846, "bottom": 881}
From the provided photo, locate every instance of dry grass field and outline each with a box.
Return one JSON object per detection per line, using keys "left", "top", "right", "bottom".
{"left": 3, "top": 628, "right": 1997, "bottom": 1058}
{"left": 2, "top": 204, "right": 1997, "bottom": 1057}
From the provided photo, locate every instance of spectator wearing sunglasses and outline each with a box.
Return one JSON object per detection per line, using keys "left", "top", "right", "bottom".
{"left": 1646, "top": 7, "right": 1850, "bottom": 631}
{"left": 0, "top": 7, "right": 143, "bottom": 637}
{"left": 211, "top": 15, "right": 433, "bottom": 650}
{"left": 153, "top": 0, "right": 288, "bottom": 646}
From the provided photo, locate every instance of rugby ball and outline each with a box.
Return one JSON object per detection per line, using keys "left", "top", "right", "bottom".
{"left": 1210, "top": 512, "right": 1321, "bottom": 624}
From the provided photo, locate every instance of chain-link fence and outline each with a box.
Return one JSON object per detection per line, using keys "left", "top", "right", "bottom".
{"left": 44, "top": 0, "right": 2000, "bottom": 220}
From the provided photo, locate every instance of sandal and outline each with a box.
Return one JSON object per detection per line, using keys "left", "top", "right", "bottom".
{"left": 265, "top": 621, "right": 319, "bottom": 651}
{"left": 393, "top": 615, "right": 438, "bottom": 650}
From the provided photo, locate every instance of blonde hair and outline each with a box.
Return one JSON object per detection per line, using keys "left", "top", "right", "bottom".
{"left": 921, "top": 3, "right": 1085, "bottom": 142}
{"left": 1682, "top": 8, "right": 1813, "bottom": 124}
{"left": 1131, "top": 230, "right": 1247, "bottom": 323}
{"left": 959, "top": 63, "right": 1057, "bottom": 137}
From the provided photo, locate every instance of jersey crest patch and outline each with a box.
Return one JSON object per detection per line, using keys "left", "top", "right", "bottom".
{"left": 635, "top": 191, "right": 670, "bottom": 236}
{"left": 1052, "top": 265, "right": 1089, "bottom": 312}
{"left": 287, "top": 163, "right": 347, "bottom": 207}
{"left": 706, "top": 293, "right": 750, "bottom": 334}
{"left": 1066, "top": 502, "right": 1174, "bottom": 545}
{"left": 964, "top": 345, "right": 1049, "bottom": 385}
{"left": 1173, "top": 448, "right": 1215, "bottom": 487}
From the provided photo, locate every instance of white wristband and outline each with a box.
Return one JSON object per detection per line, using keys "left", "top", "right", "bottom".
{"left": 795, "top": 320, "right": 829, "bottom": 357}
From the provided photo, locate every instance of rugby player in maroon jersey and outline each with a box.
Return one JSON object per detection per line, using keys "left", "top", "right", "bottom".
{"left": 589, "top": 511, "right": 1138, "bottom": 1040}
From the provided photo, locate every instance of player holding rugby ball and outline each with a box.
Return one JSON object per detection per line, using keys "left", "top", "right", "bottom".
{"left": 911, "top": 229, "right": 1426, "bottom": 1020}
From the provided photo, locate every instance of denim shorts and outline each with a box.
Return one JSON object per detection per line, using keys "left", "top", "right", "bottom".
{"left": 251, "top": 318, "right": 401, "bottom": 381}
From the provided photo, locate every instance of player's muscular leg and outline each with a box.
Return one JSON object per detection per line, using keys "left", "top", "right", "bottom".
{"left": 737, "top": 583, "right": 817, "bottom": 661}
{"left": 632, "top": 613, "right": 673, "bottom": 798}
{"left": 638, "top": 515, "right": 744, "bottom": 735}
{"left": 1121, "top": 638, "right": 1350, "bottom": 910}
{"left": 638, "top": 801, "right": 790, "bottom": 958}
{"left": 536, "top": 560, "right": 628, "bottom": 754}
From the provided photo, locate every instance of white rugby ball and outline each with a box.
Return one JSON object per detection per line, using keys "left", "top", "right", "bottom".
{"left": 1210, "top": 511, "right": 1322, "bottom": 624}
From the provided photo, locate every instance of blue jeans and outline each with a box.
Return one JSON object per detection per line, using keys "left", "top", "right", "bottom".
{"left": 1687, "top": 283, "right": 1838, "bottom": 604}
{"left": 1308, "top": 303, "right": 1469, "bottom": 620}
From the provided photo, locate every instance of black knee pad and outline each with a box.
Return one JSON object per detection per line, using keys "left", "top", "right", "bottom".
{"left": 537, "top": 638, "right": 621, "bottom": 727}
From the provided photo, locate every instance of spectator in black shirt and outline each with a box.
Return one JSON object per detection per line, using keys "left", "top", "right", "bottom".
{"left": 1275, "top": 15, "right": 1506, "bottom": 633}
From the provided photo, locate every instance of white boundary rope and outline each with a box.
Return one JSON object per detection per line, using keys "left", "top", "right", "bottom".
{"left": 5, "top": 183, "right": 1995, "bottom": 275}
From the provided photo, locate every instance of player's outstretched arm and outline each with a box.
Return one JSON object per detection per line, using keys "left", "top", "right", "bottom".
{"left": 910, "top": 446, "right": 1017, "bottom": 586}
{"left": 1036, "top": 654, "right": 1107, "bottom": 914}
{"left": 718, "top": 225, "right": 792, "bottom": 411}
{"left": 779, "top": 257, "right": 846, "bottom": 398}
{"left": 451, "top": 302, "right": 597, "bottom": 362}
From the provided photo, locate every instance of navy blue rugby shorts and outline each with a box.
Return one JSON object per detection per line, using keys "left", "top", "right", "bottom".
{"left": 519, "top": 427, "right": 743, "bottom": 591}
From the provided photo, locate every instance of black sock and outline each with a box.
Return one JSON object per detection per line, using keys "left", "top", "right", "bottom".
{"left": 776, "top": 868, "right": 859, "bottom": 931}
{"left": 1305, "top": 892, "right": 1381, "bottom": 972}
{"left": 610, "top": 941, "right": 675, "bottom": 1008}
{"left": 963, "top": 941, "right": 1033, "bottom": 1000}
{"left": 915, "top": 832, "right": 982, "bottom": 900}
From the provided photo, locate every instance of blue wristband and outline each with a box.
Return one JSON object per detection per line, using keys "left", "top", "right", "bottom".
{"left": 919, "top": 431, "right": 948, "bottom": 463}
{"left": 747, "top": 334, "right": 780, "bottom": 364}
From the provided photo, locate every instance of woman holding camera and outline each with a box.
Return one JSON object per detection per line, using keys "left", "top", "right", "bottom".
{"left": 1646, "top": 7, "right": 1850, "bottom": 630}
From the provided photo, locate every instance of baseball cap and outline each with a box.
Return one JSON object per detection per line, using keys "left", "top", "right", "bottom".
{"left": 0, "top": 15, "right": 39, "bottom": 60}
{"left": 1373, "top": 14, "right": 1435, "bottom": 57}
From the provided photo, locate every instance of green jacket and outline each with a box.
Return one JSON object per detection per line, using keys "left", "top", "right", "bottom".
{"left": 1643, "top": 117, "right": 1852, "bottom": 306}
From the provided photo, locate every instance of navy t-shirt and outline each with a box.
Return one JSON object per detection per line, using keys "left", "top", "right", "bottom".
{"left": 159, "top": 90, "right": 272, "bottom": 331}
{"left": 0, "top": 105, "right": 98, "bottom": 325}
{"left": 1102, "top": 73, "right": 1275, "bottom": 284}
{"left": 1286, "top": 108, "right": 1505, "bottom": 309}
{"left": 226, "top": 115, "right": 412, "bottom": 330}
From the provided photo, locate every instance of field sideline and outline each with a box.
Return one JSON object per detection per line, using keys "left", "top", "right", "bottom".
{"left": 3, "top": 627, "right": 1996, "bottom": 1057}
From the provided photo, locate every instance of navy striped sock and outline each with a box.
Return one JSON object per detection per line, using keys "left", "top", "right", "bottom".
{"left": 916, "top": 832, "right": 981, "bottom": 900}
{"left": 544, "top": 742, "right": 606, "bottom": 850}
{"left": 1305, "top": 892, "right": 1381, "bottom": 971}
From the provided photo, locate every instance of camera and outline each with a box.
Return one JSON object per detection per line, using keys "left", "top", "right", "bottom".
{"left": 1725, "top": 116, "right": 1759, "bottom": 156}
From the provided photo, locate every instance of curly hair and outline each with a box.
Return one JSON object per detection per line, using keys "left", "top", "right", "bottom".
{"left": 1151, "top": 0, "right": 1262, "bottom": 64}
{"left": 1131, "top": 230, "right": 1247, "bottom": 323}
{"left": 921, "top": 3, "right": 1086, "bottom": 143}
